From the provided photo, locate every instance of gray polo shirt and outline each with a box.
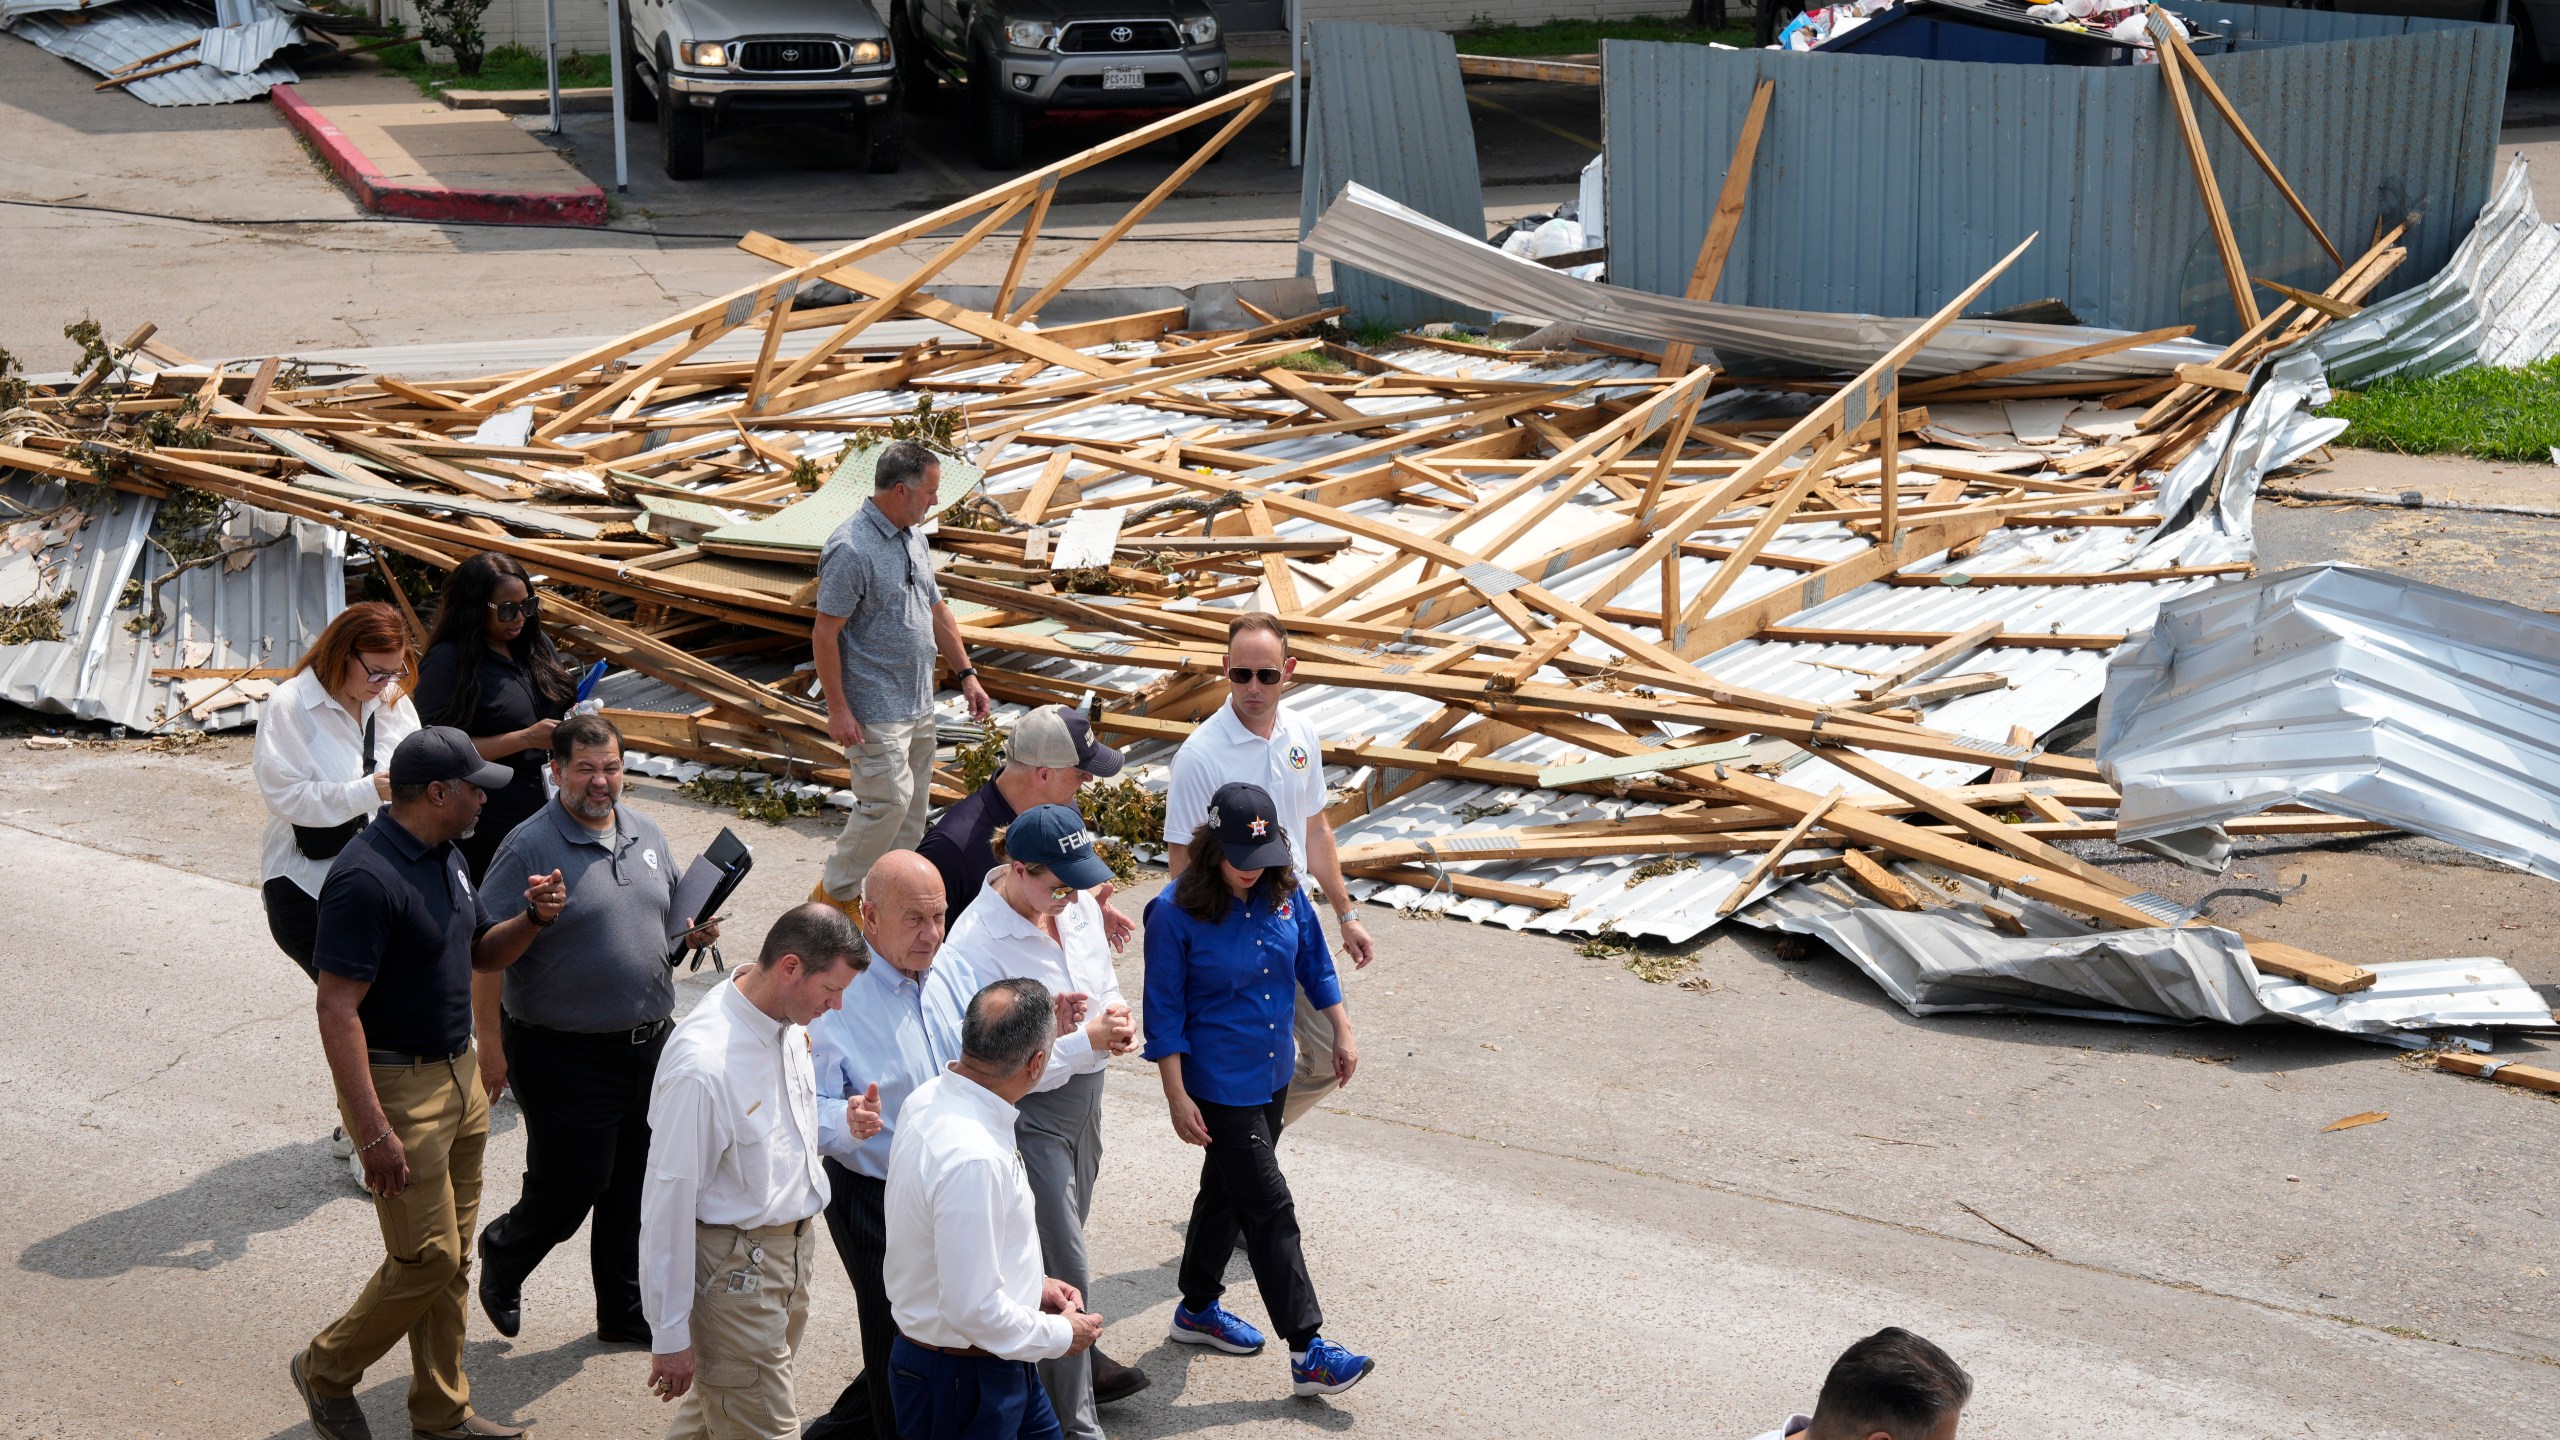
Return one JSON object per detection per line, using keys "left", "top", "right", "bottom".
{"left": 484, "top": 800, "right": 687, "bottom": 1032}
{"left": 816, "top": 499, "right": 943, "bottom": 726}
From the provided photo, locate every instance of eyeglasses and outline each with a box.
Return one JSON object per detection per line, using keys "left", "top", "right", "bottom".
{"left": 488, "top": 598, "right": 539, "bottom": 622}
{"left": 1226, "top": 666, "right": 1285, "bottom": 687}
{"left": 358, "top": 660, "right": 409, "bottom": 685}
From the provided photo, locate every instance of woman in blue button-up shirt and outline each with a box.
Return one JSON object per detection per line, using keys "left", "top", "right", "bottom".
{"left": 1141, "top": 782, "right": 1374, "bottom": 1396}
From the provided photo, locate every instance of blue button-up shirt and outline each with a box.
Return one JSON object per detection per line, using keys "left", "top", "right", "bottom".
{"left": 810, "top": 945, "right": 952, "bottom": 1180}
{"left": 1141, "top": 885, "right": 1341, "bottom": 1107}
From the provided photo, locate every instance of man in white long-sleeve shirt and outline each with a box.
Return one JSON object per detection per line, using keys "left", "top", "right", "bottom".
{"left": 640, "top": 904, "right": 875, "bottom": 1438}
{"left": 885, "top": 977, "right": 1103, "bottom": 1440}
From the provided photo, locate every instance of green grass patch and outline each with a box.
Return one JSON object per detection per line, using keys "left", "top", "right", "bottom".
{"left": 1452, "top": 14, "right": 1754, "bottom": 57}
{"left": 1228, "top": 58, "right": 1282, "bottom": 70}
{"left": 1270, "top": 349, "right": 1347, "bottom": 374}
{"left": 2321, "top": 358, "right": 2560, "bottom": 465}
{"left": 375, "top": 40, "right": 613, "bottom": 93}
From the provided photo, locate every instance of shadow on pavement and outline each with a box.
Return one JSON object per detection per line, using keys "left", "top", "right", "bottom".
{"left": 17, "top": 1138, "right": 361, "bottom": 1279}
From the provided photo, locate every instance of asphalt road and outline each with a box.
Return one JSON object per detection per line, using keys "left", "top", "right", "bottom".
{"left": 0, "top": 740, "right": 2554, "bottom": 1439}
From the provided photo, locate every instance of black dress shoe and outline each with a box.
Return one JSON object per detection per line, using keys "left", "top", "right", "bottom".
{"left": 595, "top": 1319, "right": 651, "bottom": 1346}
{"left": 474, "top": 1230, "right": 520, "bottom": 1339}
{"left": 1091, "top": 1346, "right": 1152, "bottom": 1406}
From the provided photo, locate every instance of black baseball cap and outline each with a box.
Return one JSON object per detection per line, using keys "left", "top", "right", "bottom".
{"left": 1208, "top": 782, "right": 1292, "bottom": 871}
{"left": 1008, "top": 804, "right": 1117, "bottom": 891}
{"left": 388, "top": 726, "right": 515, "bottom": 790}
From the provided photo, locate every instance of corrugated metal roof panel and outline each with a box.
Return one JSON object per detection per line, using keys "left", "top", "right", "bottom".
{"left": 0, "top": 477, "right": 342, "bottom": 731}
{"left": 1297, "top": 19, "right": 1487, "bottom": 329}
{"left": 4, "top": 2, "right": 297, "bottom": 106}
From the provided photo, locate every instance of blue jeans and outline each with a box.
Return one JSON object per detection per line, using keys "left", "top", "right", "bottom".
{"left": 889, "top": 1337, "right": 1064, "bottom": 1440}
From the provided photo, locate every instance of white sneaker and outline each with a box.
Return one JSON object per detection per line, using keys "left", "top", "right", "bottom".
{"left": 328, "top": 1126, "right": 354, "bottom": 1160}
{"left": 347, "top": 1147, "right": 370, "bottom": 1188}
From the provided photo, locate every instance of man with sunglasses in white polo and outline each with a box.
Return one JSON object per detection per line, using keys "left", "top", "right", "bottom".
{"left": 1161, "top": 611, "right": 1374, "bottom": 1129}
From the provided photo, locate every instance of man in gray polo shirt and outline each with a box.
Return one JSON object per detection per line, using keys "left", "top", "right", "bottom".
{"left": 811, "top": 439, "right": 992, "bottom": 913}
{"left": 473, "top": 713, "right": 720, "bottom": 1346}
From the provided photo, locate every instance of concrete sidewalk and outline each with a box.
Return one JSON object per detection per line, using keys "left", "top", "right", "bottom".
{"left": 273, "top": 73, "right": 606, "bottom": 226}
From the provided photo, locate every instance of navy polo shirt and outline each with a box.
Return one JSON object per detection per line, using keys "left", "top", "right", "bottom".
{"left": 1140, "top": 885, "right": 1342, "bottom": 1107}
{"left": 313, "top": 809, "right": 490, "bottom": 1056}
{"left": 916, "top": 778, "right": 1018, "bottom": 921}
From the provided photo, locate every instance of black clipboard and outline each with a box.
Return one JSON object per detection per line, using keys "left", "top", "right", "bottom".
{"left": 668, "top": 827, "right": 753, "bottom": 970}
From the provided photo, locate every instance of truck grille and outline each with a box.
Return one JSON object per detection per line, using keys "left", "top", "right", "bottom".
{"left": 737, "top": 39, "right": 847, "bottom": 73}
{"left": 1059, "top": 19, "right": 1179, "bottom": 53}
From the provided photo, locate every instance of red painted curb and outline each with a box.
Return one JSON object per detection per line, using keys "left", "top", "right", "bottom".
{"left": 269, "top": 83, "right": 607, "bottom": 228}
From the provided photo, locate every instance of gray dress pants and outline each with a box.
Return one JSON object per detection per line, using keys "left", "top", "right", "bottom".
{"left": 1014, "top": 1068, "right": 1105, "bottom": 1440}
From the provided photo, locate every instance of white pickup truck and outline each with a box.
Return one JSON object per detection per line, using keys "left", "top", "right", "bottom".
{"left": 623, "top": 0, "right": 904, "bottom": 179}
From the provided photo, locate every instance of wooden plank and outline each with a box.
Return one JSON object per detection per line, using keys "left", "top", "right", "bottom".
{"left": 1717, "top": 787, "right": 1844, "bottom": 917}
{"left": 1535, "top": 739, "right": 1752, "bottom": 790}
{"left": 1761, "top": 627, "right": 2124, "bottom": 651}
{"left": 991, "top": 174, "right": 1059, "bottom": 321}
{"left": 1453, "top": 53, "right": 1601, "bottom": 83}
{"left": 1885, "top": 563, "right": 2250, "bottom": 587}
{"left": 2156, "top": 29, "right": 2260, "bottom": 330}
{"left": 1241, "top": 497, "right": 1302, "bottom": 613}
{"left": 2432, "top": 1053, "right": 2560, "bottom": 1095}
{"left": 2173, "top": 363, "right": 2252, "bottom": 393}
{"left": 1902, "top": 325, "right": 2197, "bottom": 398}
{"left": 1840, "top": 850, "right": 1926, "bottom": 910}
{"left": 1342, "top": 863, "right": 1571, "bottom": 909}
{"left": 1853, "top": 620, "right": 2002, "bottom": 698}
{"left": 2156, "top": 15, "right": 2342, "bottom": 268}
{"left": 1660, "top": 77, "right": 1775, "bottom": 375}
{"left": 1492, "top": 621, "right": 1582, "bottom": 689}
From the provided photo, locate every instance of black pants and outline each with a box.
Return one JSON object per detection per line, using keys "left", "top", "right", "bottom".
{"left": 262, "top": 877, "right": 321, "bottom": 982}
{"left": 478, "top": 1015, "right": 665, "bottom": 1330}
{"left": 808, "top": 1161, "right": 900, "bottom": 1440}
{"left": 1179, "top": 1085, "right": 1321, "bottom": 1353}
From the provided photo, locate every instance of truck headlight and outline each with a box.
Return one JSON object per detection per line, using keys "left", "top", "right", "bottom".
{"left": 1179, "top": 16, "right": 1218, "bottom": 45}
{"left": 1005, "top": 20, "right": 1058, "bottom": 49}
{"left": 850, "top": 39, "right": 885, "bottom": 64}
{"left": 681, "top": 41, "right": 728, "bottom": 67}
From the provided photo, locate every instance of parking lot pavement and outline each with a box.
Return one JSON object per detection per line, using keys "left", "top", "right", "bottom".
{"left": 2, "top": 741, "right": 2554, "bottom": 1437}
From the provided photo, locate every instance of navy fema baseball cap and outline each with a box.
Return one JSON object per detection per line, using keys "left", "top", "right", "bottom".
{"left": 388, "top": 725, "right": 515, "bottom": 790}
{"left": 1007, "top": 804, "right": 1117, "bottom": 891}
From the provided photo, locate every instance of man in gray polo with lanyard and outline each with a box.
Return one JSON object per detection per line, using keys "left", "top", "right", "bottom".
{"left": 473, "top": 714, "right": 720, "bottom": 1348}
{"left": 811, "top": 439, "right": 993, "bottom": 915}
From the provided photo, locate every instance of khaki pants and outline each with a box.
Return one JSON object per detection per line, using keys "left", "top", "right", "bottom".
{"left": 667, "top": 1219, "right": 817, "bottom": 1440}
{"left": 820, "top": 715, "right": 938, "bottom": 903}
{"left": 305, "top": 1052, "right": 490, "bottom": 1433}
{"left": 1282, "top": 987, "right": 1339, "bottom": 1128}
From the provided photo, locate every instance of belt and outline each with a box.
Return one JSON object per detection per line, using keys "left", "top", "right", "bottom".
{"left": 908, "top": 1341, "right": 993, "bottom": 1358}
{"left": 368, "top": 1044, "right": 469, "bottom": 1067}
{"left": 511, "top": 1014, "right": 674, "bottom": 1046}
{"left": 705, "top": 1217, "right": 810, "bottom": 1240}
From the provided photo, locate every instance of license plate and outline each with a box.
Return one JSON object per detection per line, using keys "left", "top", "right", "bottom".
{"left": 1102, "top": 65, "right": 1144, "bottom": 90}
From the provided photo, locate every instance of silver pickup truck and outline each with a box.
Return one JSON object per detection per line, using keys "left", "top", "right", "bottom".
{"left": 889, "top": 0, "right": 1230, "bottom": 167}
{"left": 623, "top": 0, "right": 904, "bottom": 180}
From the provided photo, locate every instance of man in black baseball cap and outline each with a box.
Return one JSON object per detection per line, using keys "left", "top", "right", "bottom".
{"left": 293, "top": 726, "right": 567, "bottom": 1440}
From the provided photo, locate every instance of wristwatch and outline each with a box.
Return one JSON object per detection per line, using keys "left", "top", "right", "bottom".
{"left": 954, "top": 667, "right": 980, "bottom": 682}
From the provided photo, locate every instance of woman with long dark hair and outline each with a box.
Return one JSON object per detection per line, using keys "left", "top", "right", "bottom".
{"left": 412, "top": 552, "right": 575, "bottom": 880}
{"left": 1142, "top": 781, "right": 1372, "bottom": 1399}
{"left": 251, "top": 600, "right": 420, "bottom": 1174}
{"left": 414, "top": 553, "right": 574, "bottom": 1103}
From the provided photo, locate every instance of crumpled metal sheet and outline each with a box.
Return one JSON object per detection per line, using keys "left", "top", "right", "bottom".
{"left": 3, "top": 1, "right": 296, "bottom": 106}
{"left": 1301, "top": 182, "right": 2226, "bottom": 380}
{"left": 1747, "top": 867, "right": 2553, "bottom": 1034}
{"left": 2098, "top": 564, "right": 2560, "bottom": 882}
{"left": 2137, "top": 349, "right": 2347, "bottom": 568}
{"left": 2293, "top": 154, "right": 2560, "bottom": 388}
{"left": 195, "top": 10, "right": 297, "bottom": 73}
{"left": 0, "top": 477, "right": 342, "bottom": 731}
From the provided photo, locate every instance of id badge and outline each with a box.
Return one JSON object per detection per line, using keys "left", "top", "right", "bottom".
{"left": 724, "top": 1269, "right": 763, "bottom": 1295}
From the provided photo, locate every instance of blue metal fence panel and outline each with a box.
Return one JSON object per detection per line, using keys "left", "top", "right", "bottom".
{"left": 1605, "top": 3, "right": 2507, "bottom": 346}
{"left": 1298, "top": 20, "right": 1488, "bottom": 327}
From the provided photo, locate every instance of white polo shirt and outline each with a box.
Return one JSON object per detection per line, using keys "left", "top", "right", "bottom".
{"left": 1160, "top": 699, "right": 1328, "bottom": 872}
{"left": 926, "top": 872, "right": 1125, "bottom": 1093}
{"left": 883, "top": 1069, "right": 1075, "bottom": 1362}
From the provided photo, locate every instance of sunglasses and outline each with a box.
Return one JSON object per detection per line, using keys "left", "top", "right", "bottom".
{"left": 1226, "top": 666, "right": 1285, "bottom": 686}
{"left": 488, "top": 598, "right": 539, "bottom": 622}
{"left": 1045, "top": 883, "right": 1080, "bottom": 901}
{"left": 359, "top": 660, "right": 409, "bottom": 685}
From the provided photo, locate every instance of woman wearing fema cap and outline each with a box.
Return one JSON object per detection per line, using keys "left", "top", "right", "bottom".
{"left": 1141, "top": 781, "right": 1372, "bottom": 1400}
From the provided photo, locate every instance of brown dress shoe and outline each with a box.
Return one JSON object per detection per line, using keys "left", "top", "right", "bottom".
{"left": 411, "top": 1416, "right": 526, "bottom": 1439}
{"left": 1091, "top": 1346, "right": 1152, "bottom": 1406}
{"left": 289, "top": 1352, "right": 374, "bottom": 1440}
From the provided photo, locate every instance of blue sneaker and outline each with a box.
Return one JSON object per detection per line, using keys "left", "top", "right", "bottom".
{"left": 1291, "top": 1336, "right": 1374, "bottom": 1397}
{"left": 1168, "top": 1302, "right": 1264, "bottom": 1355}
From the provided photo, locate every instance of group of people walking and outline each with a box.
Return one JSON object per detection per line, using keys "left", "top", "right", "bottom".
{"left": 258, "top": 441, "right": 1376, "bottom": 1440}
